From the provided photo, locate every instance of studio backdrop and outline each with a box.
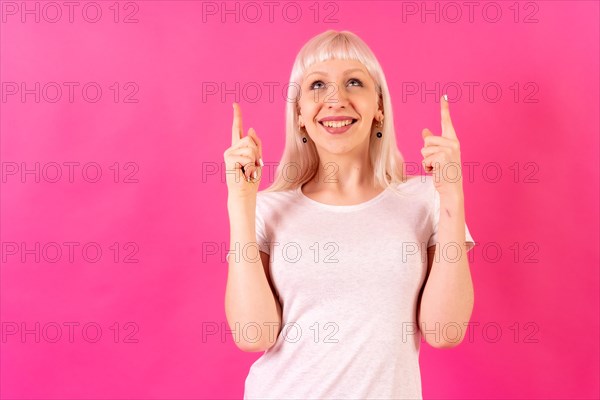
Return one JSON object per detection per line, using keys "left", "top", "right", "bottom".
{"left": 1, "top": 1, "right": 598, "bottom": 399}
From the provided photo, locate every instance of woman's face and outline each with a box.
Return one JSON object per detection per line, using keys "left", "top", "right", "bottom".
{"left": 297, "top": 58, "right": 382, "bottom": 155}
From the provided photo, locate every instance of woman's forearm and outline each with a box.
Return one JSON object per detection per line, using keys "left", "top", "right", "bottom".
{"left": 224, "top": 196, "right": 281, "bottom": 352}
{"left": 419, "top": 193, "right": 474, "bottom": 348}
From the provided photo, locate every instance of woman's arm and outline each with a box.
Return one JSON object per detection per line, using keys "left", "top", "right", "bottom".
{"left": 418, "top": 192, "right": 474, "bottom": 349}
{"left": 419, "top": 95, "right": 474, "bottom": 349}
{"left": 224, "top": 196, "right": 282, "bottom": 352}
{"left": 224, "top": 103, "right": 281, "bottom": 352}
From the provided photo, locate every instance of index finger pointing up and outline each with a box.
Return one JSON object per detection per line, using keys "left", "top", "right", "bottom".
{"left": 440, "top": 94, "right": 457, "bottom": 139}
{"left": 232, "top": 102, "right": 243, "bottom": 145}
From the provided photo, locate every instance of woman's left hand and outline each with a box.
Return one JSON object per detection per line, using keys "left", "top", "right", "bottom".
{"left": 421, "top": 94, "right": 464, "bottom": 199}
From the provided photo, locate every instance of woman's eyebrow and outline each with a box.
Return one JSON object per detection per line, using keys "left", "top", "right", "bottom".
{"left": 305, "top": 68, "right": 366, "bottom": 79}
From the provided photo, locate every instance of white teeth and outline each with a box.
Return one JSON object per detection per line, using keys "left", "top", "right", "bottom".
{"left": 322, "top": 119, "right": 353, "bottom": 128}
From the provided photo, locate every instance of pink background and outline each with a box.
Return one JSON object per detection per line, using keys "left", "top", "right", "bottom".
{"left": 1, "top": 1, "right": 598, "bottom": 399}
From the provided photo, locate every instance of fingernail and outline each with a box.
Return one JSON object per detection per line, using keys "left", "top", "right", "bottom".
{"left": 253, "top": 170, "right": 258, "bottom": 180}
{"left": 443, "top": 94, "right": 448, "bottom": 102}
{"left": 259, "top": 157, "right": 264, "bottom": 167}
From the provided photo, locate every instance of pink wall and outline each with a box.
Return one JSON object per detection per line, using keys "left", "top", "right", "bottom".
{"left": 1, "top": 1, "right": 598, "bottom": 399}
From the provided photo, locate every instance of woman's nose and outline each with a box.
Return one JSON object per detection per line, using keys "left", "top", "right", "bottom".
{"left": 325, "top": 82, "right": 349, "bottom": 108}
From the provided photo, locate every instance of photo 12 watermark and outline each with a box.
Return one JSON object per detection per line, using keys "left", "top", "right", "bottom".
{"left": 1, "top": 1, "right": 140, "bottom": 24}
{"left": 2, "top": 321, "right": 140, "bottom": 343}
{"left": 200, "top": 1, "right": 341, "bottom": 24}
{"left": 2, "top": 161, "right": 140, "bottom": 184}
{"left": 1, "top": 82, "right": 140, "bottom": 104}
{"left": 1, "top": 241, "right": 140, "bottom": 264}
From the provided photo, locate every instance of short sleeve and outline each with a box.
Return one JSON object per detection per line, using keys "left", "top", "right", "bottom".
{"left": 427, "top": 187, "right": 476, "bottom": 253}
{"left": 255, "top": 196, "right": 270, "bottom": 255}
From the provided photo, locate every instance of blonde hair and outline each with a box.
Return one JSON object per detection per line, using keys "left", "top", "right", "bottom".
{"left": 262, "top": 30, "right": 414, "bottom": 196}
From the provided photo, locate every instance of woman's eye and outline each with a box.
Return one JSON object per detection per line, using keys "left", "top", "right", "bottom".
{"left": 309, "top": 79, "right": 363, "bottom": 90}
{"left": 309, "top": 80, "right": 325, "bottom": 90}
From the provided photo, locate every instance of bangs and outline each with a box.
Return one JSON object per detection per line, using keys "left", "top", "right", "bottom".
{"left": 301, "top": 35, "right": 364, "bottom": 70}
{"left": 292, "top": 31, "right": 379, "bottom": 90}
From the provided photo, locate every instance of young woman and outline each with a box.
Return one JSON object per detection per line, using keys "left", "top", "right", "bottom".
{"left": 224, "top": 30, "right": 475, "bottom": 399}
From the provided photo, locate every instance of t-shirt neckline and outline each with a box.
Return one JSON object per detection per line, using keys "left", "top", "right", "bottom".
{"left": 295, "top": 184, "right": 390, "bottom": 212}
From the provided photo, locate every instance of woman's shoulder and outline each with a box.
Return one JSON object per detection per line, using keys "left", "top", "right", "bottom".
{"left": 255, "top": 187, "right": 300, "bottom": 221}
{"left": 256, "top": 186, "right": 300, "bottom": 206}
{"left": 390, "top": 174, "right": 435, "bottom": 193}
{"left": 257, "top": 186, "right": 298, "bottom": 198}
{"left": 383, "top": 175, "right": 438, "bottom": 212}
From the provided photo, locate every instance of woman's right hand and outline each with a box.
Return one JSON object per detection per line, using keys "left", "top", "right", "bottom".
{"left": 224, "top": 102, "right": 263, "bottom": 200}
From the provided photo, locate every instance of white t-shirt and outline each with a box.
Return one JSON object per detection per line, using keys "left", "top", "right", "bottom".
{"left": 244, "top": 175, "right": 475, "bottom": 399}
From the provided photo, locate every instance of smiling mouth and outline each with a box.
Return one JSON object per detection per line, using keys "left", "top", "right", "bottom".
{"left": 318, "top": 119, "right": 358, "bottom": 128}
